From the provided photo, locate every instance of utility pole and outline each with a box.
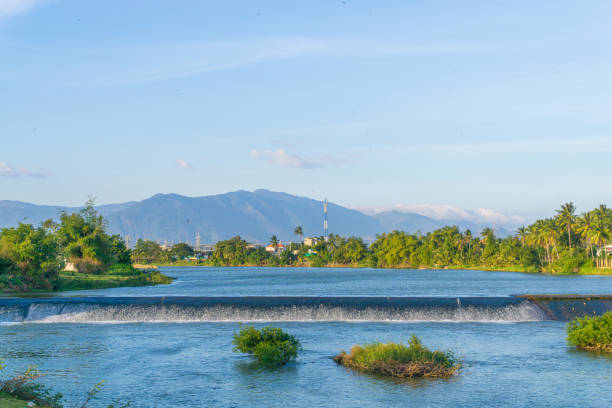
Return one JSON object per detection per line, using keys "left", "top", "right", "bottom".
{"left": 323, "top": 198, "right": 328, "bottom": 241}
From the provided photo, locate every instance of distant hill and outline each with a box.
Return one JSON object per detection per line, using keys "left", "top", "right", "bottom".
{"left": 0, "top": 190, "right": 513, "bottom": 245}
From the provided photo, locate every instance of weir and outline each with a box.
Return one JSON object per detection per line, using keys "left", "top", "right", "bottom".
{"left": 0, "top": 296, "right": 542, "bottom": 323}
{"left": 0, "top": 296, "right": 609, "bottom": 324}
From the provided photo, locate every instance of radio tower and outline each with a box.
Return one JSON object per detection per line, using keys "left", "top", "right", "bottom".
{"left": 195, "top": 232, "right": 201, "bottom": 250}
{"left": 323, "top": 198, "right": 328, "bottom": 241}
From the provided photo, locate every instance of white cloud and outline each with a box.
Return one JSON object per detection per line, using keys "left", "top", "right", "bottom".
{"left": 0, "top": 161, "right": 48, "bottom": 178}
{"left": 176, "top": 159, "right": 192, "bottom": 170}
{"left": 0, "top": 0, "right": 48, "bottom": 19}
{"left": 355, "top": 203, "right": 525, "bottom": 227}
{"left": 249, "top": 148, "right": 353, "bottom": 169}
{"left": 249, "top": 149, "right": 318, "bottom": 169}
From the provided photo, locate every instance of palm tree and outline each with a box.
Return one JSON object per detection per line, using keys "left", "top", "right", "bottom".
{"left": 543, "top": 218, "right": 560, "bottom": 261}
{"left": 270, "top": 235, "right": 279, "bottom": 247}
{"left": 556, "top": 202, "right": 576, "bottom": 249}
{"left": 294, "top": 226, "right": 303, "bottom": 243}
{"left": 576, "top": 212, "right": 595, "bottom": 259}
{"left": 480, "top": 227, "right": 495, "bottom": 243}
{"left": 464, "top": 229, "right": 472, "bottom": 252}
{"left": 589, "top": 220, "right": 610, "bottom": 266}
{"left": 517, "top": 226, "right": 527, "bottom": 246}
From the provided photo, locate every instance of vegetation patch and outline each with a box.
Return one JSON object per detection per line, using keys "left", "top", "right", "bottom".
{"left": 57, "top": 267, "right": 172, "bottom": 291}
{"left": 567, "top": 312, "right": 612, "bottom": 352}
{"left": 333, "top": 335, "right": 460, "bottom": 378}
{"left": 232, "top": 325, "right": 301, "bottom": 366}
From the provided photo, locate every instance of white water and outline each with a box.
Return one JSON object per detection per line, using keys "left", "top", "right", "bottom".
{"left": 0, "top": 302, "right": 547, "bottom": 323}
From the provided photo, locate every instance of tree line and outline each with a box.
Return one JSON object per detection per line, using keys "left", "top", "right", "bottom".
{"left": 3, "top": 202, "right": 610, "bottom": 288}
{"left": 195, "top": 202, "right": 612, "bottom": 272}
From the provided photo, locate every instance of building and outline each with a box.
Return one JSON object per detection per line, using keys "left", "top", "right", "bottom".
{"left": 265, "top": 242, "right": 286, "bottom": 256}
{"left": 303, "top": 237, "right": 319, "bottom": 247}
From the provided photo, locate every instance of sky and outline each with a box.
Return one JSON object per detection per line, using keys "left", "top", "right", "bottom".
{"left": 1, "top": 0, "right": 611, "bottom": 223}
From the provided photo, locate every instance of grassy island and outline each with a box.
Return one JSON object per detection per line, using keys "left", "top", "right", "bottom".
{"left": 232, "top": 325, "right": 301, "bottom": 366}
{"left": 333, "top": 336, "right": 460, "bottom": 379}
{"left": 567, "top": 312, "right": 612, "bottom": 353}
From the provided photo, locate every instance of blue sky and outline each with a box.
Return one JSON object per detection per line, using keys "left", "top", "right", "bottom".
{"left": 1, "top": 0, "right": 611, "bottom": 222}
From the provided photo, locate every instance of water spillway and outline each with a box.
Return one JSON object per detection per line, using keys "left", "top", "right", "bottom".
{"left": 0, "top": 296, "right": 549, "bottom": 323}
{"left": 1, "top": 296, "right": 609, "bottom": 324}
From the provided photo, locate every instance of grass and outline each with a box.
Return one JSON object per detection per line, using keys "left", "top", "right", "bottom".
{"left": 56, "top": 264, "right": 173, "bottom": 291}
{"left": 0, "top": 392, "right": 36, "bottom": 408}
{"left": 567, "top": 311, "right": 612, "bottom": 353}
{"left": 333, "top": 335, "right": 460, "bottom": 378}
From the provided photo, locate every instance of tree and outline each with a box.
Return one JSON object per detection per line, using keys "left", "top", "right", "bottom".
{"left": 576, "top": 213, "right": 595, "bottom": 259}
{"left": 56, "top": 200, "right": 116, "bottom": 273}
{"left": 517, "top": 226, "right": 527, "bottom": 247}
{"left": 131, "top": 239, "right": 167, "bottom": 264}
{"left": 170, "top": 242, "right": 194, "bottom": 260}
{"left": 294, "top": 226, "right": 303, "bottom": 243}
{"left": 109, "top": 235, "right": 131, "bottom": 264}
{"left": 0, "top": 223, "right": 63, "bottom": 290}
{"left": 556, "top": 202, "right": 576, "bottom": 249}
{"left": 270, "top": 235, "right": 279, "bottom": 247}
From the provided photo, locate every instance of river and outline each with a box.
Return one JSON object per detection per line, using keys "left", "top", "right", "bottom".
{"left": 1, "top": 267, "right": 611, "bottom": 407}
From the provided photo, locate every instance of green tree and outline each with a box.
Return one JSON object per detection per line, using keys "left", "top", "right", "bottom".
{"left": 294, "top": 226, "right": 303, "bottom": 243}
{"left": 270, "top": 235, "right": 279, "bottom": 247}
{"left": 131, "top": 239, "right": 168, "bottom": 264}
{"left": 56, "top": 200, "right": 115, "bottom": 273}
{"left": 556, "top": 202, "right": 576, "bottom": 249}
{"left": 0, "top": 223, "right": 63, "bottom": 290}
{"left": 170, "top": 242, "right": 194, "bottom": 260}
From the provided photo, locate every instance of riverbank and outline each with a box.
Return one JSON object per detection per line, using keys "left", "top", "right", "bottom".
{"left": 142, "top": 261, "right": 612, "bottom": 276}
{"left": 0, "top": 264, "right": 173, "bottom": 294}
{"left": 56, "top": 269, "right": 173, "bottom": 291}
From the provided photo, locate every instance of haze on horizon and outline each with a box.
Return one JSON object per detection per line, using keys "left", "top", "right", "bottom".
{"left": 1, "top": 0, "right": 611, "bottom": 221}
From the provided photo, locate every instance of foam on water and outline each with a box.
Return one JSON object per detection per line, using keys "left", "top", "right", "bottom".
{"left": 0, "top": 298, "right": 547, "bottom": 323}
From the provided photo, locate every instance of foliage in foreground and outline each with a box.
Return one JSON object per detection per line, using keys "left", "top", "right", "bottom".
{"left": 567, "top": 312, "right": 612, "bottom": 352}
{"left": 0, "top": 360, "right": 129, "bottom": 408}
{"left": 333, "top": 335, "right": 460, "bottom": 378}
{"left": 232, "top": 326, "right": 301, "bottom": 366}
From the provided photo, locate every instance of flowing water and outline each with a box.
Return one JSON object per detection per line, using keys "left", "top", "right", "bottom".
{"left": 1, "top": 267, "right": 611, "bottom": 407}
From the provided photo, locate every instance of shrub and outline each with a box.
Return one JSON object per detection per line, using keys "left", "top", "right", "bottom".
{"left": 232, "top": 326, "right": 300, "bottom": 365}
{"left": 567, "top": 312, "right": 612, "bottom": 352}
{"left": 0, "top": 364, "right": 63, "bottom": 408}
{"left": 333, "top": 335, "right": 460, "bottom": 378}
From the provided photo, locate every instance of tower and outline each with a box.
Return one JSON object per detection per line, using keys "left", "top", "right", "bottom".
{"left": 195, "top": 232, "right": 201, "bottom": 250}
{"left": 323, "top": 198, "right": 328, "bottom": 241}
{"left": 125, "top": 235, "right": 130, "bottom": 249}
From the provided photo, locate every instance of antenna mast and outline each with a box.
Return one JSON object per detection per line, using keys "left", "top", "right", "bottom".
{"left": 323, "top": 198, "right": 328, "bottom": 240}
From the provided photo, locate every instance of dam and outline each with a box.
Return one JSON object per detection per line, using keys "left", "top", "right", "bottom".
{"left": 1, "top": 295, "right": 610, "bottom": 323}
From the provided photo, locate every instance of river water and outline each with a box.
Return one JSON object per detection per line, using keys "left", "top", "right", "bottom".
{"left": 1, "top": 267, "right": 611, "bottom": 407}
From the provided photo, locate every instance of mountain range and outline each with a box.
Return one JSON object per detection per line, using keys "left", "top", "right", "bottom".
{"left": 0, "top": 190, "right": 516, "bottom": 245}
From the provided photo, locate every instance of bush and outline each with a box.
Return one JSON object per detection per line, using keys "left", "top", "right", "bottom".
{"left": 548, "top": 249, "right": 592, "bottom": 274}
{"left": 567, "top": 312, "right": 612, "bottom": 352}
{"left": 333, "top": 335, "right": 460, "bottom": 378}
{"left": 232, "top": 326, "right": 301, "bottom": 366}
